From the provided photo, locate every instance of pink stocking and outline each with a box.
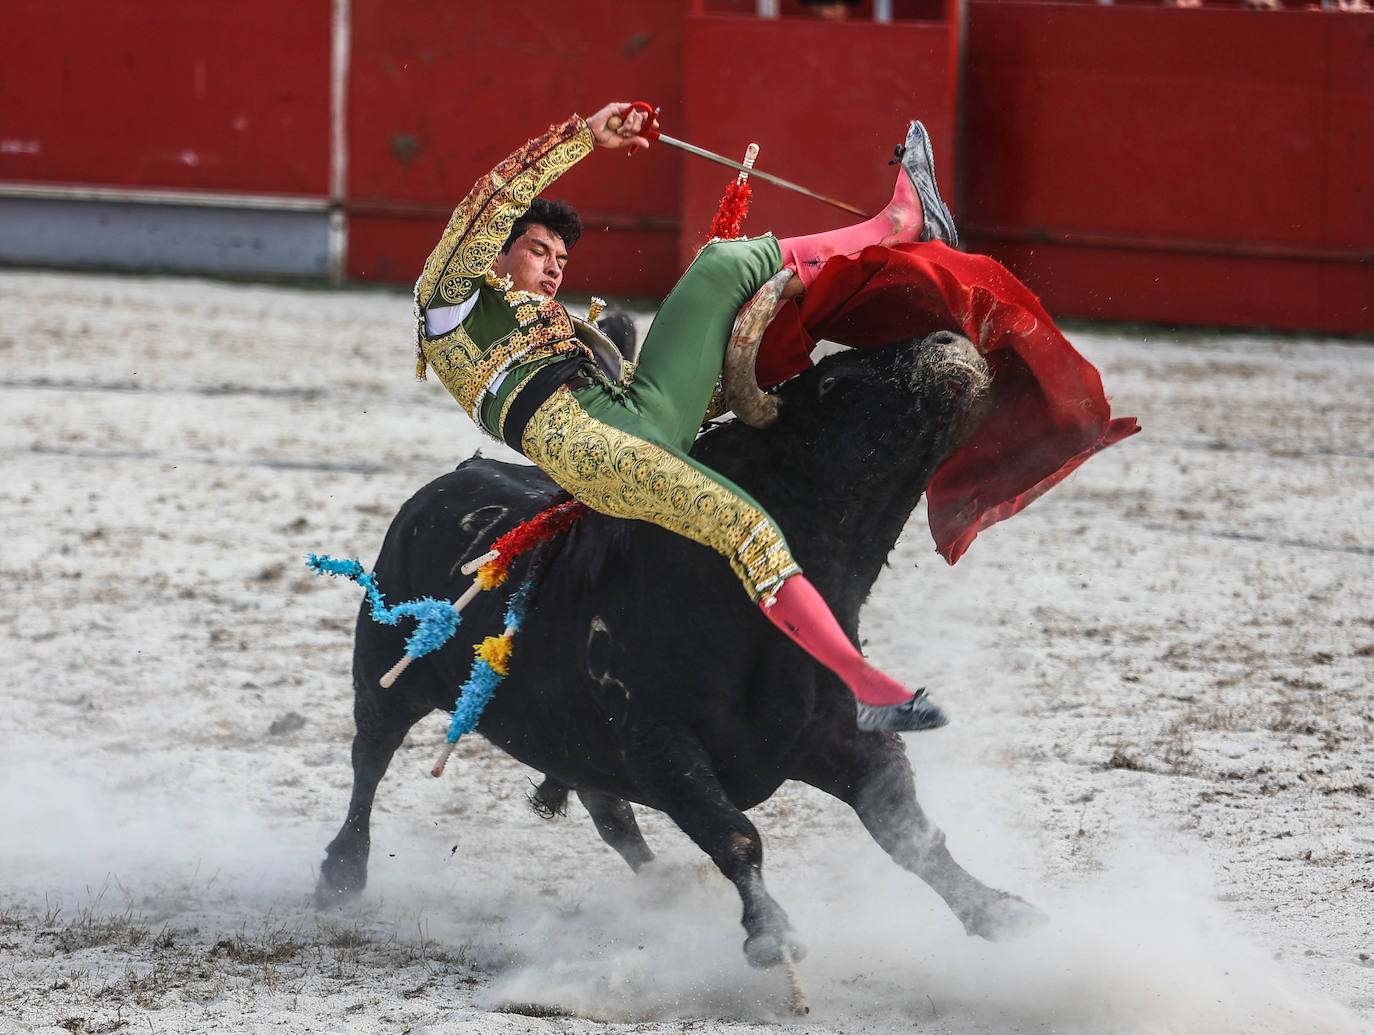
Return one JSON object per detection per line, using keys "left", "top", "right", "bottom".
{"left": 760, "top": 574, "right": 913, "bottom": 706}
{"left": 779, "top": 167, "right": 926, "bottom": 291}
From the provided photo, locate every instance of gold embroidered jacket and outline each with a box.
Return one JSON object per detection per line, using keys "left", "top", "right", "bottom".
{"left": 413, "top": 114, "right": 596, "bottom": 439}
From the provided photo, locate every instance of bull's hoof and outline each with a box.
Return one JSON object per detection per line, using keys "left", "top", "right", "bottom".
{"left": 743, "top": 928, "right": 808, "bottom": 969}
{"left": 313, "top": 880, "right": 364, "bottom": 910}
{"left": 314, "top": 861, "right": 367, "bottom": 910}
{"left": 962, "top": 891, "right": 1048, "bottom": 941}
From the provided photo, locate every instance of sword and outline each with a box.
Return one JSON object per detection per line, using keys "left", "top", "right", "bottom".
{"left": 608, "top": 103, "right": 870, "bottom": 219}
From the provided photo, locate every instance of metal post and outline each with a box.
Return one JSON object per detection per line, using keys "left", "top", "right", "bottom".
{"left": 328, "top": 0, "right": 351, "bottom": 286}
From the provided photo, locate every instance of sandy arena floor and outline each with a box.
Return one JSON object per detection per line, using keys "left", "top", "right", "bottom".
{"left": 1, "top": 269, "right": 1370, "bottom": 1034}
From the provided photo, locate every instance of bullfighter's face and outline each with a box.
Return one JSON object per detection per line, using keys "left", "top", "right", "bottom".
{"left": 491, "top": 223, "right": 568, "bottom": 299}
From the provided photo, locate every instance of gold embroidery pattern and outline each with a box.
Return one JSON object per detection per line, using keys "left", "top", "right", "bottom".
{"left": 526, "top": 302, "right": 572, "bottom": 339}
{"left": 521, "top": 389, "right": 801, "bottom": 601}
{"left": 496, "top": 382, "right": 525, "bottom": 440}
{"left": 414, "top": 116, "right": 593, "bottom": 312}
{"left": 484, "top": 301, "right": 579, "bottom": 377}
{"left": 422, "top": 325, "right": 590, "bottom": 431}
{"left": 421, "top": 325, "right": 487, "bottom": 418}
{"left": 438, "top": 274, "right": 473, "bottom": 305}
{"left": 514, "top": 303, "right": 539, "bottom": 326}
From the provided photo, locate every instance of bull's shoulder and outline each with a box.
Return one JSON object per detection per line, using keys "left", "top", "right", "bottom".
{"left": 448, "top": 454, "right": 560, "bottom": 499}
{"left": 380, "top": 455, "right": 562, "bottom": 563}
{"left": 400, "top": 456, "right": 557, "bottom": 514}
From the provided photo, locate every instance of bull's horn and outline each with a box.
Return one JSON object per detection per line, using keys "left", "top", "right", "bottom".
{"left": 722, "top": 269, "right": 793, "bottom": 428}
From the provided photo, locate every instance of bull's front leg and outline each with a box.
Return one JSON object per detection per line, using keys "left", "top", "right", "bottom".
{"left": 622, "top": 723, "right": 804, "bottom": 968}
{"left": 793, "top": 728, "right": 1045, "bottom": 939}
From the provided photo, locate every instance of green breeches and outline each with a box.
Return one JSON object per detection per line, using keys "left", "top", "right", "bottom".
{"left": 519, "top": 236, "right": 801, "bottom": 602}
{"left": 626, "top": 235, "right": 784, "bottom": 452}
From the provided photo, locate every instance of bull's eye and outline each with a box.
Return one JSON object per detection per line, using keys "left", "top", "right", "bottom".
{"left": 818, "top": 375, "right": 839, "bottom": 397}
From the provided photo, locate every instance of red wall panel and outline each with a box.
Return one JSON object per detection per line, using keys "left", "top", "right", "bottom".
{"left": 680, "top": 15, "right": 956, "bottom": 268}
{"left": 343, "top": 0, "right": 687, "bottom": 296}
{"left": 962, "top": 3, "right": 1372, "bottom": 333}
{"left": 983, "top": 241, "right": 1340, "bottom": 333}
{"left": 964, "top": 6, "right": 1324, "bottom": 244}
{"left": 1, "top": 0, "right": 1365, "bottom": 333}
{"left": 0, "top": 0, "right": 331, "bottom": 195}
{"left": 1324, "top": 13, "right": 1374, "bottom": 254}
{"left": 695, "top": 0, "right": 949, "bottom": 18}
{"left": 348, "top": 214, "right": 682, "bottom": 300}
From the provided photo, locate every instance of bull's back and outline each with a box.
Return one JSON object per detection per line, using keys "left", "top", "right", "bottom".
{"left": 377, "top": 458, "right": 561, "bottom": 595}
{"left": 351, "top": 458, "right": 564, "bottom": 705}
{"left": 352, "top": 458, "right": 667, "bottom": 785}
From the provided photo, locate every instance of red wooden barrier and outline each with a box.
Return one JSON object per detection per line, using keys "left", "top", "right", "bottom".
{"left": 342, "top": 0, "right": 688, "bottom": 296}
{"left": 961, "top": 3, "right": 1372, "bottom": 334}
{"left": 0, "top": 0, "right": 1366, "bottom": 333}
{"left": 679, "top": 15, "right": 956, "bottom": 267}
{"left": 0, "top": 0, "right": 331, "bottom": 196}
{"left": 346, "top": 5, "right": 956, "bottom": 297}
{"left": 694, "top": 0, "right": 948, "bottom": 18}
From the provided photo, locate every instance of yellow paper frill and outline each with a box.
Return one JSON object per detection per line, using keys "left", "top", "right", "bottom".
{"left": 475, "top": 563, "right": 509, "bottom": 592}
{"left": 477, "top": 633, "right": 513, "bottom": 676}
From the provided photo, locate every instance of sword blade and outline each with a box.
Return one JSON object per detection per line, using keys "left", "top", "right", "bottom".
{"left": 656, "top": 133, "right": 871, "bottom": 219}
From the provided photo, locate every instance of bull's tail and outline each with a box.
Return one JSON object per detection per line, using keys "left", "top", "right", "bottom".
{"left": 528, "top": 775, "right": 570, "bottom": 819}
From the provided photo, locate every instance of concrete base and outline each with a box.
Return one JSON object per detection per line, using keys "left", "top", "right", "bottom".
{"left": 0, "top": 196, "right": 332, "bottom": 279}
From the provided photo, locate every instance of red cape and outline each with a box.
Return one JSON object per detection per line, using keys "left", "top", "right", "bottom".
{"left": 757, "top": 242, "right": 1140, "bottom": 564}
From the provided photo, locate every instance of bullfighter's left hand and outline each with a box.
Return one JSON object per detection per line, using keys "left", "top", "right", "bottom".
{"left": 587, "top": 102, "right": 655, "bottom": 151}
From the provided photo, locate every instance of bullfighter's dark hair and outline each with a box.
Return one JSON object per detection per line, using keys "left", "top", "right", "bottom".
{"left": 503, "top": 198, "right": 582, "bottom": 252}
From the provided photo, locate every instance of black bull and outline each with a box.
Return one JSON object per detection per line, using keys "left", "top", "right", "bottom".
{"left": 316, "top": 331, "right": 1043, "bottom": 965}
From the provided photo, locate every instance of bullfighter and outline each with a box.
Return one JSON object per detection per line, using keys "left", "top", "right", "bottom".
{"left": 411, "top": 100, "right": 1138, "bottom": 735}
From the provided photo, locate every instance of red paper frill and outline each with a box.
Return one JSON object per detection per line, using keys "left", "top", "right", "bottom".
{"left": 708, "top": 180, "right": 754, "bottom": 241}
{"left": 476, "top": 500, "right": 589, "bottom": 589}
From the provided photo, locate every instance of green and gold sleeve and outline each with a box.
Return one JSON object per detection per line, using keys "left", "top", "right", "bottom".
{"left": 413, "top": 114, "right": 594, "bottom": 319}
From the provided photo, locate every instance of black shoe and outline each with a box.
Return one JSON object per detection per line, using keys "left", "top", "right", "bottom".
{"left": 855, "top": 688, "right": 950, "bottom": 733}
{"left": 893, "top": 121, "right": 959, "bottom": 249}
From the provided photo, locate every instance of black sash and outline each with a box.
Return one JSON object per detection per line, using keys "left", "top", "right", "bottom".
{"left": 499, "top": 354, "right": 587, "bottom": 452}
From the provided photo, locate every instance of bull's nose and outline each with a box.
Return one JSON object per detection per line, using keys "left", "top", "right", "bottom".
{"left": 920, "top": 329, "right": 989, "bottom": 401}
{"left": 920, "top": 329, "right": 984, "bottom": 377}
